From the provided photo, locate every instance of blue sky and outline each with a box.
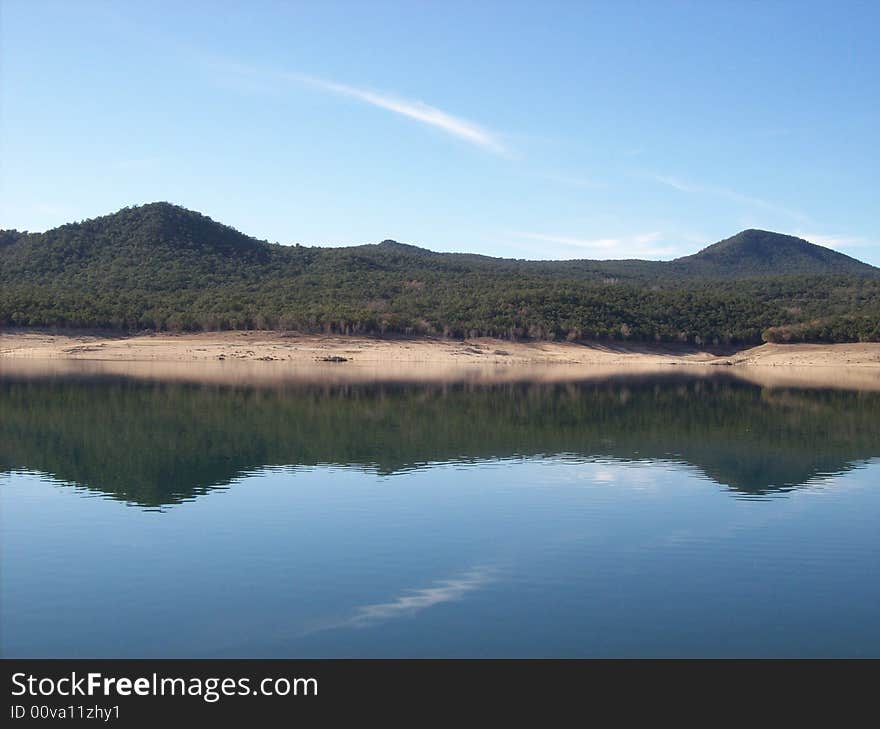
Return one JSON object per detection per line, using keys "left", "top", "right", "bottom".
{"left": 2, "top": 0, "right": 878, "bottom": 263}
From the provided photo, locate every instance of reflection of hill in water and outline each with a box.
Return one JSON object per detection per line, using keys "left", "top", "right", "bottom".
{"left": 2, "top": 374, "right": 878, "bottom": 506}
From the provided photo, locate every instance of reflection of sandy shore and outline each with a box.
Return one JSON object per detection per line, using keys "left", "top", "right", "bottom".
{"left": 2, "top": 331, "right": 880, "bottom": 390}
{"left": 2, "top": 358, "right": 879, "bottom": 391}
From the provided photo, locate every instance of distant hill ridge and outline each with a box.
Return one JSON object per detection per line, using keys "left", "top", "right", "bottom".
{"left": 4, "top": 202, "right": 876, "bottom": 275}
{"left": 673, "top": 229, "right": 876, "bottom": 276}
{"left": 1, "top": 202, "right": 878, "bottom": 343}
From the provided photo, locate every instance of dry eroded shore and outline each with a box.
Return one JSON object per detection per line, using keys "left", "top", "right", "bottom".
{"left": 3, "top": 330, "right": 880, "bottom": 367}
{"left": 3, "top": 330, "right": 880, "bottom": 392}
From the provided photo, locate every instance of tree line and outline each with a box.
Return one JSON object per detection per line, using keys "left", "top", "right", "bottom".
{"left": 2, "top": 203, "right": 878, "bottom": 344}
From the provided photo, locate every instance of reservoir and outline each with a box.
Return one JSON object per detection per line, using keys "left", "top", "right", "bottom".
{"left": 2, "top": 367, "right": 879, "bottom": 657}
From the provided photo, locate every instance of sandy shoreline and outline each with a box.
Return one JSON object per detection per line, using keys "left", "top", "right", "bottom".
{"left": 3, "top": 330, "right": 880, "bottom": 366}
{"left": 2, "top": 330, "right": 880, "bottom": 391}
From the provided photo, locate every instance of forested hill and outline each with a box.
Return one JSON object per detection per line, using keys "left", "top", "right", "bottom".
{"left": 671, "top": 229, "right": 877, "bottom": 277}
{"left": 2, "top": 202, "right": 879, "bottom": 344}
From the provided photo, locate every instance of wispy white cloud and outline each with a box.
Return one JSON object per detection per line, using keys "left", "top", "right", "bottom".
{"left": 287, "top": 73, "right": 507, "bottom": 156}
{"left": 652, "top": 175, "right": 697, "bottom": 193}
{"left": 651, "top": 174, "right": 807, "bottom": 222}
{"left": 200, "top": 56, "right": 506, "bottom": 155}
{"left": 798, "top": 232, "right": 877, "bottom": 250}
{"left": 509, "top": 230, "right": 679, "bottom": 259}
{"left": 513, "top": 232, "right": 624, "bottom": 249}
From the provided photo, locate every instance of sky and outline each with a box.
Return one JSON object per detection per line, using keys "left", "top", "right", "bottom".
{"left": 2, "top": 0, "right": 878, "bottom": 263}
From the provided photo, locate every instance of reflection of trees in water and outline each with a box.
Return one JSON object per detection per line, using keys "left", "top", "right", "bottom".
{"left": 2, "top": 374, "right": 878, "bottom": 506}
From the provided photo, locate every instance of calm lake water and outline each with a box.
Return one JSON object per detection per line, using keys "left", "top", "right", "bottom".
{"left": 2, "top": 368, "right": 879, "bottom": 657}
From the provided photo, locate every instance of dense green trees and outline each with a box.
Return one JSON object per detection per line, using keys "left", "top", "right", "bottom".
{"left": 2, "top": 202, "right": 878, "bottom": 344}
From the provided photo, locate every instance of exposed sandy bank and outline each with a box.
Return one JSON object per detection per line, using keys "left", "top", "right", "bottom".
{"left": 2, "top": 331, "right": 880, "bottom": 391}
{"left": 3, "top": 330, "right": 880, "bottom": 367}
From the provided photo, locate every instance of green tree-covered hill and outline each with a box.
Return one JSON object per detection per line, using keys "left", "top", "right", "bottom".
{"left": 2, "top": 202, "right": 878, "bottom": 344}
{"left": 671, "top": 229, "right": 877, "bottom": 277}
